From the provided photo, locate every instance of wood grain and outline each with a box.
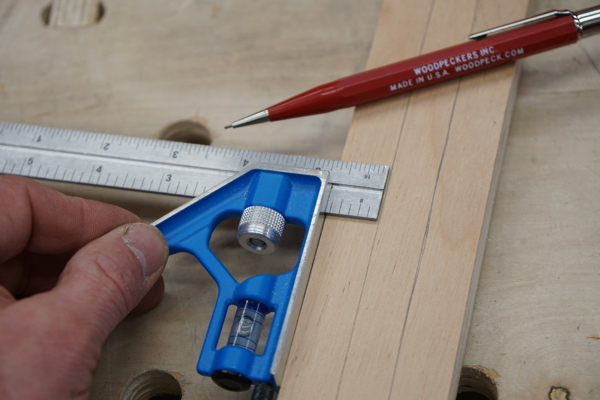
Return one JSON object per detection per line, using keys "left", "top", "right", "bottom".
{"left": 0, "top": 1, "right": 381, "bottom": 399}
{"left": 279, "top": 1, "right": 527, "bottom": 399}
{"left": 463, "top": 2, "right": 600, "bottom": 397}
{"left": 4, "top": 0, "right": 599, "bottom": 399}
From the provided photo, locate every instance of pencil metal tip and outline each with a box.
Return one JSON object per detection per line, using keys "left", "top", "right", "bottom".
{"left": 226, "top": 110, "right": 270, "bottom": 129}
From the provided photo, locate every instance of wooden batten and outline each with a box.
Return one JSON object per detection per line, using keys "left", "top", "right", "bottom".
{"left": 279, "top": 0, "right": 528, "bottom": 399}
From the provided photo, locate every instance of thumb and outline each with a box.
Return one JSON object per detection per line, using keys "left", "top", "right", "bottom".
{"left": 55, "top": 222, "right": 169, "bottom": 343}
{"left": 0, "top": 223, "right": 169, "bottom": 400}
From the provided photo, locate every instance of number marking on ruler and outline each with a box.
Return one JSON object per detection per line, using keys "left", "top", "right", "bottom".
{"left": 0, "top": 122, "right": 389, "bottom": 219}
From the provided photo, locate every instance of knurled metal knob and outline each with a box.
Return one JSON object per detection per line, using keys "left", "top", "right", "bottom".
{"left": 237, "top": 206, "right": 285, "bottom": 254}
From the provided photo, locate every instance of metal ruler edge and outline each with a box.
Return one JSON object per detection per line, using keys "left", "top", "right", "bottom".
{"left": 0, "top": 121, "right": 388, "bottom": 220}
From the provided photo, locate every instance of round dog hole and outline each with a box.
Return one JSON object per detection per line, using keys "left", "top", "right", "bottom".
{"left": 42, "top": 1, "right": 105, "bottom": 26}
{"left": 119, "top": 370, "right": 182, "bottom": 400}
{"left": 456, "top": 366, "right": 498, "bottom": 400}
{"left": 158, "top": 119, "right": 212, "bottom": 145}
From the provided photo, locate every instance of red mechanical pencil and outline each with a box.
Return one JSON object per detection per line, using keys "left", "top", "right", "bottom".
{"left": 226, "top": 5, "right": 600, "bottom": 128}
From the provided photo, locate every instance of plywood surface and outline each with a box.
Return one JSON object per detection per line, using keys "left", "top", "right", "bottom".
{"left": 1, "top": 0, "right": 600, "bottom": 399}
{"left": 0, "top": 1, "right": 381, "bottom": 399}
{"left": 463, "top": 1, "right": 600, "bottom": 398}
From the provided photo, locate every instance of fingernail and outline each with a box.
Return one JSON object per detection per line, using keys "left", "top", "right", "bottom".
{"left": 122, "top": 223, "right": 168, "bottom": 278}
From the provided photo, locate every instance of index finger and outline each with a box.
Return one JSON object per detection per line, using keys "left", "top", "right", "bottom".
{"left": 0, "top": 176, "right": 140, "bottom": 264}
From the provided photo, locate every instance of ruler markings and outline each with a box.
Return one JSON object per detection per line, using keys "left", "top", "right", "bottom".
{"left": 88, "top": 166, "right": 95, "bottom": 184}
{"left": 17, "top": 158, "right": 25, "bottom": 175}
{"left": 0, "top": 121, "right": 388, "bottom": 220}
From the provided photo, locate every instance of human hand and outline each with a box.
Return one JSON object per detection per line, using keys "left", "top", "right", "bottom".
{"left": 0, "top": 176, "right": 169, "bottom": 399}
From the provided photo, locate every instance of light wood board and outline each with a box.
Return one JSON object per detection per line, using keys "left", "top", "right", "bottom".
{"left": 278, "top": 0, "right": 527, "bottom": 399}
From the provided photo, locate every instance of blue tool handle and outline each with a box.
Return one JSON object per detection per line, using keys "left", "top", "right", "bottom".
{"left": 153, "top": 167, "right": 324, "bottom": 389}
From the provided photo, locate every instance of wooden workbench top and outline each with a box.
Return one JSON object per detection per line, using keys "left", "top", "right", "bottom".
{"left": 0, "top": 0, "right": 598, "bottom": 398}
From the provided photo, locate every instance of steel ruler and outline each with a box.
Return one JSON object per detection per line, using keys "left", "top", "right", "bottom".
{"left": 0, "top": 121, "right": 388, "bottom": 220}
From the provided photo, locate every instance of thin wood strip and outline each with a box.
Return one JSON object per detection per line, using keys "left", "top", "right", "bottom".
{"left": 279, "top": 0, "right": 527, "bottom": 399}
